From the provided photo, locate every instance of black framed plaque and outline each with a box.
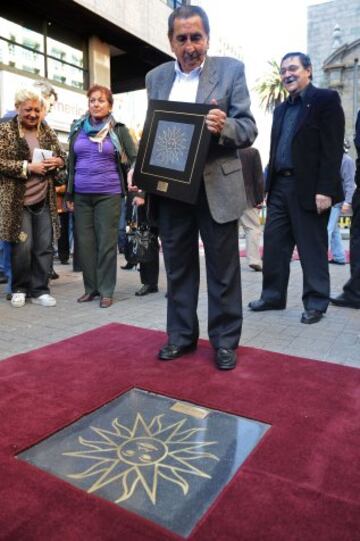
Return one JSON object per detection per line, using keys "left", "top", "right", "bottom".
{"left": 133, "top": 99, "right": 212, "bottom": 204}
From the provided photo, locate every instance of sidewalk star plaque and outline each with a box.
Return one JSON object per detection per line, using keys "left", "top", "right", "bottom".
{"left": 18, "top": 388, "right": 270, "bottom": 538}
{"left": 133, "top": 100, "right": 212, "bottom": 204}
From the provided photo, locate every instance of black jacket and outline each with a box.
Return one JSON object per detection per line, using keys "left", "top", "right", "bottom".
{"left": 267, "top": 84, "right": 345, "bottom": 210}
{"left": 238, "top": 147, "right": 264, "bottom": 207}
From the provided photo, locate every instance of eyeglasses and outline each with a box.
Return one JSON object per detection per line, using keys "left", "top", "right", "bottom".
{"left": 279, "top": 65, "right": 301, "bottom": 76}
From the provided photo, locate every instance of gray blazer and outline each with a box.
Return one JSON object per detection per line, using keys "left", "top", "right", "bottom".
{"left": 146, "top": 56, "right": 257, "bottom": 223}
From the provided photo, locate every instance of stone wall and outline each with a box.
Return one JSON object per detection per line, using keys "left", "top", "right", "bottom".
{"left": 308, "top": 0, "right": 360, "bottom": 86}
{"left": 307, "top": 0, "right": 360, "bottom": 151}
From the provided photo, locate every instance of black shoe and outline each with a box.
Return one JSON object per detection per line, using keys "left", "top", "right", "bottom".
{"left": 249, "top": 264, "right": 262, "bottom": 272}
{"left": 158, "top": 343, "right": 197, "bottom": 361}
{"left": 0, "top": 271, "right": 7, "bottom": 284}
{"left": 60, "top": 260, "right": 69, "bottom": 265}
{"left": 301, "top": 309, "right": 323, "bottom": 324}
{"left": 329, "top": 259, "right": 345, "bottom": 265}
{"left": 248, "top": 299, "right": 285, "bottom": 311}
{"left": 135, "top": 284, "right": 158, "bottom": 296}
{"left": 330, "top": 293, "right": 360, "bottom": 309}
{"left": 121, "top": 262, "right": 136, "bottom": 270}
{"left": 215, "top": 348, "right": 237, "bottom": 370}
{"left": 49, "top": 269, "right": 59, "bottom": 280}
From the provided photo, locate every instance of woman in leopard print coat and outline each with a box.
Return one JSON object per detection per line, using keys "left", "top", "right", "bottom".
{"left": 0, "top": 88, "right": 66, "bottom": 307}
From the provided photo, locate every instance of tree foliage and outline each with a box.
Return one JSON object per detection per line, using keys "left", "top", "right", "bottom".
{"left": 255, "top": 60, "right": 288, "bottom": 113}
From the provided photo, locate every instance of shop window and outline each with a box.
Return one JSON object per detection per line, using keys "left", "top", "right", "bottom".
{"left": 0, "top": 16, "right": 86, "bottom": 90}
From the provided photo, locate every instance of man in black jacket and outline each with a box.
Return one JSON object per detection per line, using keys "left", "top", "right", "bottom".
{"left": 330, "top": 110, "right": 360, "bottom": 308}
{"left": 249, "top": 52, "right": 345, "bottom": 324}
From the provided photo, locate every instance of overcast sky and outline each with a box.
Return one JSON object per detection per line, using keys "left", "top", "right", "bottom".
{"left": 199, "top": 0, "right": 329, "bottom": 161}
{"left": 203, "top": 0, "right": 329, "bottom": 85}
{"left": 208, "top": 1, "right": 307, "bottom": 85}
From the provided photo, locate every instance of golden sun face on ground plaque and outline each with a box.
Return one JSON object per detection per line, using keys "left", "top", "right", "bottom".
{"left": 63, "top": 412, "right": 219, "bottom": 505}
{"left": 18, "top": 389, "right": 270, "bottom": 537}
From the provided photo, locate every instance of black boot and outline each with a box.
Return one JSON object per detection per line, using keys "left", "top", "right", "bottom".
{"left": 121, "top": 262, "right": 136, "bottom": 270}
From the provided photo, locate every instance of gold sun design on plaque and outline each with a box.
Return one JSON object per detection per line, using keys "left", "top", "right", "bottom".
{"left": 153, "top": 126, "right": 188, "bottom": 166}
{"left": 63, "top": 413, "right": 219, "bottom": 505}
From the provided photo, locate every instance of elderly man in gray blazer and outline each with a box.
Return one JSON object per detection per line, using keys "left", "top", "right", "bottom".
{"left": 146, "top": 5, "right": 257, "bottom": 369}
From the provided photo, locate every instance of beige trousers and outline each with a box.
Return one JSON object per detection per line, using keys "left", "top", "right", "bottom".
{"left": 239, "top": 207, "right": 262, "bottom": 267}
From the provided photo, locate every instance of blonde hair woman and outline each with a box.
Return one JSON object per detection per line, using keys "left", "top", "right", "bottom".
{"left": 0, "top": 87, "right": 66, "bottom": 307}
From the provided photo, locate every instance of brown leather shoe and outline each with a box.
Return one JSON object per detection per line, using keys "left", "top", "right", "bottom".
{"left": 100, "top": 297, "right": 113, "bottom": 308}
{"left": 77, "top": 293, "right": 97, "bottom": 303}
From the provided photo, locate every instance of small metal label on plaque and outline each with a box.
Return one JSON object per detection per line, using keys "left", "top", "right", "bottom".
{"left": 18, "top": 388, "right": 270, "bottom": 538}
{"left": 157, "top": 180, "right": 168, "bottom": 192}
{"left": 170, "top": 401, "right": 209, "bottom": 419}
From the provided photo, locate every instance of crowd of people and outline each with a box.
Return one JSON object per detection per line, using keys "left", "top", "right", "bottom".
{"left": 0, "top": 5, "right": 358, "bottom": 371}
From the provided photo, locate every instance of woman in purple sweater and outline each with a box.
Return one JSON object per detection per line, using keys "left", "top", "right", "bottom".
{"left": 67, "top": 85, "right": 137, "bottom": 308}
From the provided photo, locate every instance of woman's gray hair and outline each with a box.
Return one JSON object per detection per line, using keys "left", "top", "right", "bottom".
{"left": 14, "top": 88, "right": 45, "bottom": 108}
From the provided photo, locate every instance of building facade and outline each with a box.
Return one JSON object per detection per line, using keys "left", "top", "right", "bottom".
{"left": 307, "top": 0, "right": 360, "bottom": 150}
{"left": 0, "top": 0, "right": 185, "bottom": 137}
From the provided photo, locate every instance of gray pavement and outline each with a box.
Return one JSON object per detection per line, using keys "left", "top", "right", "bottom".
{"left": 0, "top": 245, "right": 359, "bottom": 368}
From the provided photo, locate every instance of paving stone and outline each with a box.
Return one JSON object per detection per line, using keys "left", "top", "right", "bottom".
{"left": 0, "top": 250, "right": 359, "bottom": 367}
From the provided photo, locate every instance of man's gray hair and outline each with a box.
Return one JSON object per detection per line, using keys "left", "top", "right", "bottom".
{"left": 168, "top": 5, "right": 210, "bottom": 39}
{"left": 33, "top": 80, "right": 58, "bottom": 102}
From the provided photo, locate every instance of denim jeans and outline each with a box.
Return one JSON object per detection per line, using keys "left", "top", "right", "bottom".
{"left": 327, "top": 206, "right": 346, "bottom": 263}
{"left": 0, "top": 240, "right": 12, "bottom": 293}
{"left": 11, "top": 203, "right": 53, "bottom": 297}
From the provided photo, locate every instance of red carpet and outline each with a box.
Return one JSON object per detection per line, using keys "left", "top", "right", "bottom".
{"left": 0, "top": 323, "right": 359, "bottom": 540}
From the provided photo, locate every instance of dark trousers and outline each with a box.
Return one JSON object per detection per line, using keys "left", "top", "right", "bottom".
{"left": 74, "top": 193, "right": 121, "bottom": 297}
{"left": 156, "top": 185, "right": 242, "bottom": 350}
{"left": 70, "top": 214, "right": 81, "bottom": 272}
{"left": 262, "top": 177, "right": 330, "bottom": 312}
{"left": 343, "top": 187, "right": 360, "bottom": 301}
{"left": 57, "top": 212, "right": 70, "bottom": 263}
{"left": 140, "top": 258, "right": 159, "bottom": 287}
{"left": 11, "top": 203, "right": 52, "bottom": 298}
{"left": 137, "top": 203, "right": 159, "bottom": 287}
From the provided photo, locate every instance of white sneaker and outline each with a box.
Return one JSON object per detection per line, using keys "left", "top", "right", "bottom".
{"left": 11, "top": 292, "right": 26, "bottom": 308}
{"left": 31, "top": 294, "right": 57, "bottom": 307}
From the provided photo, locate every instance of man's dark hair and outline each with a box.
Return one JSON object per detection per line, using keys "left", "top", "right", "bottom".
{"left": 280, "top": 52, "right": 313, "bottom": 80}
{"left": 168, "top": 5, "right": 210, "bottom": 39}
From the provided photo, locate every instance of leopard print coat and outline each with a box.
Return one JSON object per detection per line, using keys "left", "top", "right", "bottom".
{"left": 0, "top": 116, "right": 66, "bottom": 242}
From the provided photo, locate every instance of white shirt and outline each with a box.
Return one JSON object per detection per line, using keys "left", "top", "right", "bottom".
{"left": 168, "top": 61, "right": 203, "bottom": 103}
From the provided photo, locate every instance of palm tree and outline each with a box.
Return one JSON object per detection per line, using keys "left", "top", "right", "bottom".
{"left": 254, "top": 60, "right": 288, "bottom": 113}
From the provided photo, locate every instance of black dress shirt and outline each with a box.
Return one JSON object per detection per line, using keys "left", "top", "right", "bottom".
{"left": 275, "top": 88, "right": 308, "bottom": 172}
